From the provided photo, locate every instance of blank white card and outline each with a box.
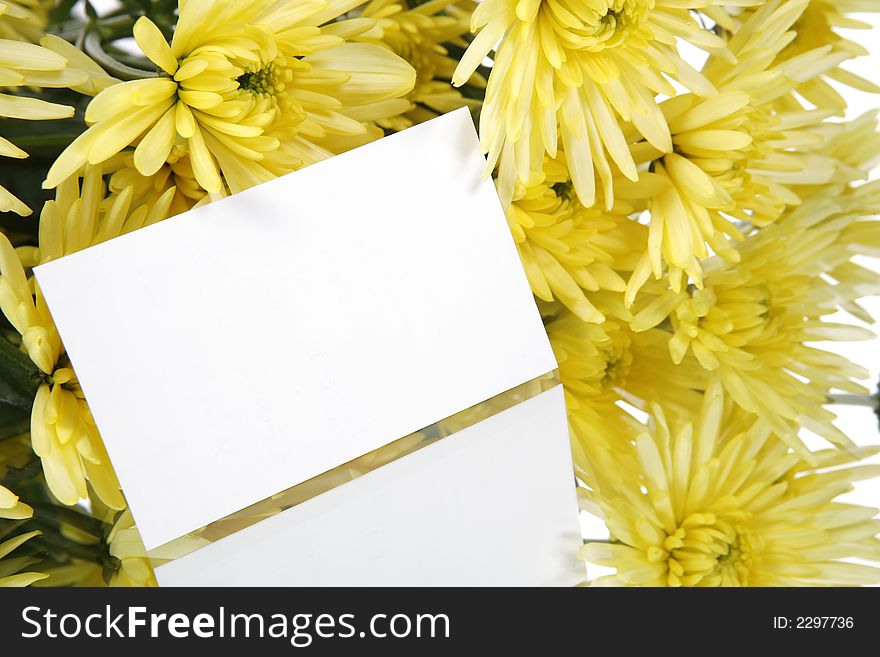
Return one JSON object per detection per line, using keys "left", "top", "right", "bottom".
{"left": 36, "top": 109, "right": 583, "bottom": 585}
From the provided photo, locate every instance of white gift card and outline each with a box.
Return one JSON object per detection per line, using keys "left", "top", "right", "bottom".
{"left": 36, "top": 108, "right": 584, "bottom": 586}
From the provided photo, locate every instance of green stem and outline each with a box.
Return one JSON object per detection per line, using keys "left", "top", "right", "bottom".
{"left": 829, "top": 393, "right": 879, "bottom": 408}
{"left": 29, "top": 522, "right": 105, "bottom": 563}
{"left": 0, "top": 460, "right": 42, "bottom": 484}
{"left": 0, "top": 336, "right": 45, "bottom": 409}
{"left": 82, "top": 30, "right": 158, "bottom": 81}
{"left": 31, "top": 502, "right": 106, "bottom": 537}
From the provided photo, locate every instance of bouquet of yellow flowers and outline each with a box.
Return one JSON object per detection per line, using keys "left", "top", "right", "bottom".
{"left": 1, "top": 0, "right": 879, "bottom": 587}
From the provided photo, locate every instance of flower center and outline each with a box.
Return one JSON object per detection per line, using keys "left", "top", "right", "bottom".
{"left": 237, "top": 63, "right": 281, "bottom": 96}
{"left": 551, "top": 180, "right": 574, "bottom": 201}
{"left": 652, "top": 511, "right": 759, "bottom": 586}
{"left": 230, "top": 54, "right": 300, "bottom": 130}
{"left": 545, "top": 0, "right": 653, "bottom": 50}
{"left": 601, "top": 347, "right": 631, "bottom": 390}
{"left": 599, "top": 8, "right": 622, "bottom": 32}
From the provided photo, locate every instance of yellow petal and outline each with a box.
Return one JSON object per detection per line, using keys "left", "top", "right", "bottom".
{"left": 87, "top": 97, "right": 176, "bottom": 165}
{"left": 188, "top": 125, "right": 222, "bottom": 193}
{"left": 0, "top": 39, "right": 67, "bottom": 71}
{"left": 85, "top": 78, "right": 176, "bottom": 123}
{"left": 305, "top": 43, "right": 415, "bottom": 105}
{"left": 0, "top": 573, "right": 50, "bottom": 587}
{"left": 0, "top": 93, "right": 73, "bottom": 120}
{"left": 0, "top": 185, "right": 30, "bottom": 216}
{"left": 175, "top": 101, "right": 197, "bottom": 138}
{"left": 134, "top": 105, "right": 177, "bottom": 175}
{"left": 0, "top": 484, "right": 20, "bottom": 509}
{"left": 0, "top": 531, "right": 42, "bottom": 559}
{"left": 133, "top": 17, "right": 178, "bottom": 75}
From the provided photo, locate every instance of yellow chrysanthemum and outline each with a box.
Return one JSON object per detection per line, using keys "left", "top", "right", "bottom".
{"left": 27, "top": 371, "right": 125, "bottom": 509}
{"left": 551, "top": 311, "right": 705, "bottom": 413}
{"left": 452, "top": 0, "right": 748, "bottom": 207}
{"left": 104, "top": 147, "right": 207, "bottom": 218}
{"left": 45, "top": 0, "right": 417, "bottom": 194}
{"left": 0, "top": 165, "right": 177, "bottom": 508}
{"left": 0, "top": 449, "right": 45, "bottom": 587}
{"left": 708, "top": 0, "right": 880, "bottom": 111}
{"left": 548, "top": 307, "right": 707, "bottom": 470}
{"left": 354, "top": 0, "right": 485, "bottom": 130}
{"left": 31, "top": 500, "right": 149, "bottom": 587}
{"left": 0, "top": 235, "right": 61, "bottom": 376}
{"left": 507, "top": 153, "right": 654, "bottom": 322}
{"left": 624, "top": 0, "right": 866, "bottom": 299}
{"left": 0, "top": 529, "right": 46, "bottom": 587}
{"left": 0, "top": 37, "right": 97, "bottom": 215}
{"left": 106, "top": 509, "right": 156, "bottom": 587}
{"left": 813, "top": 110, "right": 880, "bottom": 182}
{"left": 0, "top": 0, "right": 46, "bottom": 42}
{"left": 630, "top": 180, "right": 880, "bottom": 456}
{"left": 580, "top": 384, "right": 880, "bottom": 587}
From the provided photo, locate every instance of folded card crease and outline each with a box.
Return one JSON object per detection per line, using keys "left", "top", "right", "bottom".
{"left": 155, "top": 385, "right": 582, "bottom": 586}
{"left": 35, "top": 108, "right": 583, "bottom": 585}
{"left": 147, "top": 369, "right": 561, "bottom": 565}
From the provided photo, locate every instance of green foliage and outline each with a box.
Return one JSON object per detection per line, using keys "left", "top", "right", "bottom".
{"left": 0, "top": 334, "right": 44, "bottom": 410}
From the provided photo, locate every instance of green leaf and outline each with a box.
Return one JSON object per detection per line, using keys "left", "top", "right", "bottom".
{"left": 0, "top": 335, "right": 44, "bottom": 409}
{"left": 31, "top": 502, "right": 105, "bottom": 538}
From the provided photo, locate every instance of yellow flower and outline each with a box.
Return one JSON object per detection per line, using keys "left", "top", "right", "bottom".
{"left": 45, "top": 0, "right": 417, "bottom": 194}
{"left": 709, "top": 0, "right": 880, "bottom": 111}
{"left": 0, "top": 234, "right": 61, "bottom": 376}
{"left": 452, "top": 0, "right": 742, "bottom": 207}
{"left": 548, "top": 307, "right": 707, "bottom": 470}
{"left": 0, "top": 37, "right": 92, "bottom": 215}
{"left": 33, "top": 501, "right": 145, "bottom": 587}
{"left": 809, "top": 110, "right": 880, "bottom": 190}
{"left": 508, "top": 152, "right": 653, "bottom": 322}
{"left": 581, "top": 383, "right": 880, "bottom": 586}
{"left": 107, "top": 509, "right": 156, "bottom": 587}
{"left": 28, "top": 370, "right": 126, "bottom": 509}
{"left": 630, "top": 180, "right": 880, "bottom": 456}
{"left": 0, "top": 0, "right": 47, "bottom": 42}
{"left": 355, "top": 0, "right": 485, "bottom": 130}
{"left": 625, "top": 0, "right": 863, "bottom": 299}
{"left": 0, "top": 462, "right": 45, "bottom": 588}
{"left": 0, "top": 529, "right": 47, "bottom": 587}
{"left": 105, "top": 147, "right": 208, "bottom": 218}
{"left": 0, "top": 164, "right": 177, "bottom": 508}
{"left": 551, "top": 311, "right": 705, "bottom": 412}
